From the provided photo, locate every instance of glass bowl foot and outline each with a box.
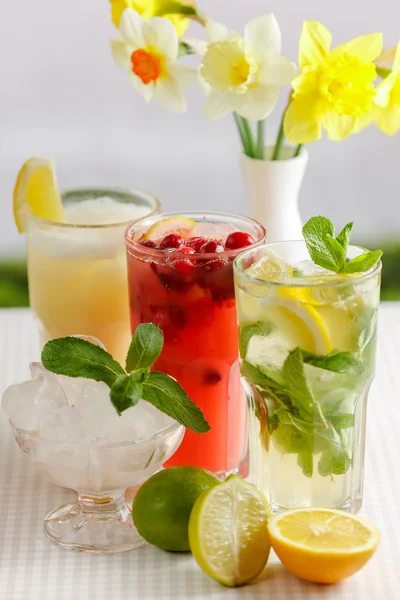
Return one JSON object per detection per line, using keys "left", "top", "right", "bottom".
{"left": 43, "top": 495, "right": 145, "bottom": 553}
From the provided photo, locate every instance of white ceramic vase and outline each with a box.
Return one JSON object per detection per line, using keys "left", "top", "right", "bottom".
{"left": 241, "top": 145, "right": 309, "bottom": 243}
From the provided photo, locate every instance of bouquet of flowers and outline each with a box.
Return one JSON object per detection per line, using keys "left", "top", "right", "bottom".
{"left": 108, "top": 1, "right": 400, "bottom": 160}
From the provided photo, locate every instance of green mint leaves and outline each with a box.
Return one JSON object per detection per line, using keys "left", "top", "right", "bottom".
{"left": 302, "top": 216, "right": 382, "bottom": 274}
{"left": 41, "top": 337, "right": 125, "bottom": 387}
{"left": 239, "top": 321, "right": 371, "bottom": 479}
{"left": 42, "top": 323, "right": 210, "bottom": 434}
{"left": 125, "top": 323, "right": 163, "bottom": 372}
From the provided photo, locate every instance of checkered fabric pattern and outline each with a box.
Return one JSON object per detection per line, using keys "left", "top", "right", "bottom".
{"left": 0, "top": 307, "right": 399, "bottom": 600}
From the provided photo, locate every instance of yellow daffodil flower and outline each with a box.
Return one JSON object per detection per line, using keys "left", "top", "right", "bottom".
{"left": 110, "top": 0, "right": 189, "bottom": 37}
{"left": 200, "top": 15, "right": 297, "bottom": 121}
{"left": 110, "top": 9, "right": 196, "bottom": 113}
{"left": 284, "top": 21, "right": 383, "bottom": 143}
{"left": 373, "top": 41, "right": 400, "bottom": 134}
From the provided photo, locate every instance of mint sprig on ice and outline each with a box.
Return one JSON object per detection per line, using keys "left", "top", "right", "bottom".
{"left": 302, "top": 216, "right": 382, "bottom": 273}
{"left": 41, "top": 323, "right": 210, "bottom": 434}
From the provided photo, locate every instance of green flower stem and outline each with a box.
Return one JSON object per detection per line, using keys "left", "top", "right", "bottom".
{"left": 376, "top": 66, "right": 391, "bottom": 79}
{"left": 294, "top": 144, "right": 303, "bottom": 158}
{"left": 241, "top": 117, "right": 256, "bottom": 157}
{"left": 256, "top": 120, "right": 265, "bottom": 160}
{"left": 272, "top": 113, "right": 286, "bottom": 161}
{"left": 234, "top": 114, "right": 256, "bottom": 157}
{"left": 234, "top": 113, "right": 251, "bottom": 156}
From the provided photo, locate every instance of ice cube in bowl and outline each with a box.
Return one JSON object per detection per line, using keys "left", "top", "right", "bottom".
{"left": 2, "top": 369, "right": 184, "bottom": 554}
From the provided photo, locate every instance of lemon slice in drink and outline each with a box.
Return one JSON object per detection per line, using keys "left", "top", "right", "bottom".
{"left": 143, "top": 216, "right": 196, "bottom": 241}
{"left": 247, "top": 248, "right": 293, "bottom": 282}
{"left": 268, "top": 508, "right": 380, "bottom": 584}
{"left": 13, "top": 157, "right": 65, "bottom": 233}
{"left": 189, "top": 475, "right": 271, "bottom": 587}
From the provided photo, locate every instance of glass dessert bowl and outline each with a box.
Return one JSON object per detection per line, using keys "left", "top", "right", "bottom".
{"left": 2, "top": 354, "right": 184, "bottom": 554}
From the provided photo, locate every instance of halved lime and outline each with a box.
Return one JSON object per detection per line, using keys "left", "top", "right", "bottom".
{"left": 188, "top": 475, "right": 271, "bottom": 587}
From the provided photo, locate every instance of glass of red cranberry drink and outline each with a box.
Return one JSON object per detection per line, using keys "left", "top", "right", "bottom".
{"left": 125, "top": 213, "right": 266, "bottom": 476}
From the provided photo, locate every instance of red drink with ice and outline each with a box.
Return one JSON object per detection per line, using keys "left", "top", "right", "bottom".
{"left": 125, "top": 213, "right": 265, "bottom": 475}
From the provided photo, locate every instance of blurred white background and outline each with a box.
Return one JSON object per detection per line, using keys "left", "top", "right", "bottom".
{"left": 1, "top": 0, "right": 399, "bottom": 257}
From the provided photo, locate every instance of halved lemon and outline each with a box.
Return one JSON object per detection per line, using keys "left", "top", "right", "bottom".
{"left": 143, "top": 215, "right": 196, "bottom": 241}
{"left": 268, "top": 508, "right": 380, "bottom": 584}
{"left": 13, "top": 157, "right": 65, "bottom": 233}
{"left": 189, "top": 475, "right": 271, "bottom": 587}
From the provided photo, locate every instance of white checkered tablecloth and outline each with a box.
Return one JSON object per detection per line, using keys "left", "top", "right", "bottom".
{"left": 0, "top": 307, "right": 399, "bottom": 600}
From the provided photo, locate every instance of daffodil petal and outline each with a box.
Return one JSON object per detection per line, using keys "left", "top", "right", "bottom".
{"left": 206, "top": 20, "right": 237, "bottom": 43}
{"left": 284, "top": 97, "right": 322, "bottom": 143}
{"left": 393, "top": 40, "right": 400, "bottom": 71}
{"left": 128, "top": 73, "right": 153, "bottom": 102}
{"left": 163, "top": 13, "right": 189, "bottom": 38}
{"left": 244, "top": 14, "right": 282, "bottom": 59}
{"left": 203, "top": 89, "right": 240, "bottom": 120}
{"left": 110, "top": 37, "right": 132, "bottom": 72}
{"left": 331, "top": 33, "right": 383, "bottom": 62}
{"left": 291, "top": 70, "right": 319, "bottom": 95}
{"left": 168, "top": 63, "right": 197, "bottom": 90}
{"left": 144, "top": 17, "right": 178, "bottom": 60}
{"left": 154, "top": 76, "right": 187, "bottom": 113}
{"left": 260, "top": 54, "right": 297, "bottom": 86}
{"left": 236, "top": 86, "right": 279, "bottom": 121}
{"left": 299, "top": 21, "right": 332, "bottom": 70}
{"left": 322, "top": 111, "right": 356, "bottom": 140}
{"left": 120, "top": 8, "right": 145, "bottom": 47}
{"left": 375, "top": 73, "right": 397, "bottom": 107}
{"left": 111, "top": 0, "right": 136, "bottom": 28}
{"left": 353, "top": 110, "right": 374, "bottom": 133}
{"left": 375, "top": 104, "right": 400, "bottom": 135}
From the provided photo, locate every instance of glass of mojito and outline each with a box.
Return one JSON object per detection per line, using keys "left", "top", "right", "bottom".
{"left": 27, "top": 188, "right": 159, "bottom": 364}
{"left": 234, "top": 230, "right": 381, "bottom": 513}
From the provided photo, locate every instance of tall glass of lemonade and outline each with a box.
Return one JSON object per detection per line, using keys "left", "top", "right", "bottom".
{"left": 27, "top": 188, "right": 159, "bottom": 363}
{"left": 234, "top": 241, "right": 381, "bottom": 513}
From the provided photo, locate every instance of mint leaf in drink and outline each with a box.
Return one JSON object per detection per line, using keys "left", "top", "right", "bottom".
{"left": 301, "top": 349, "right": 360, "bottom": 373}
{"left": 329, "top": 414, "right": 355, "bottom": 430}
{"left": 297, "top": 444, "right": 313, "bottom": 478}
{"left": 325, "top": 234, "right": 346, "bottom": 272}
{"left": 336, "top": 221, "right": 353, "bottom": 252}
{"left": 126, "top": 323, "right": 163, "bottom": 372}
{"left": 110, "top": 370, "right": 148, "bottom": 415}
{"left": 238, "top": 321, "right": 273, "bottom": 359}
{"left": 302, "top": 216, "right": 338, "bottom": 272}
{"left": 343, "top": 249, "right": 383, "bottom": 274}
{"left": 283, "top": 348, "right": 328, "bottom": 428}
{"left": 142, "top": 371, "right": 210, "bottom": 433}
{"left": 282, "top": 348, "right": 315, "bottom": 416}
{"left": 302, "top": 216, "right": 382, "bottom": 274}
{"left": 41, "top": 337, "right": 125, "bottom": 387}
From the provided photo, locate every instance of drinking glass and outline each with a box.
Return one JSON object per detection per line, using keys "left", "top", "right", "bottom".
{"left": 26, "top": 188, "right": 160, "bottom": 363}
{"left": 125, "top": 212, "right": 266, "bottom": 476}
{"left": 234, "top": 241, "right": 381, "bottom": 513}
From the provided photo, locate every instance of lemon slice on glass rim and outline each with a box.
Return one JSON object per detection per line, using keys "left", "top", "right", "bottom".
{"left": 13, "top": 157, "right": 65, "bottom": 233}
{"left": 268, "top": 508, "right": 380, "bottom": 584}
{"left": 143, "top": 215, "right": 196, "bottom": 241}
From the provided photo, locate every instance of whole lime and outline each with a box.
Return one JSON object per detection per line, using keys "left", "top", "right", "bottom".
{"left": 132, "top": 466, "right": 220, "bottom": 551}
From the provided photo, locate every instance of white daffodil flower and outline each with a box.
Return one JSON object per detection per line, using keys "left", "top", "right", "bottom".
{"left": 111, "top": 8, "right": 196, "bottom": 113}
{"left": 200, "top": 14, "right": 297, "bottom": 120}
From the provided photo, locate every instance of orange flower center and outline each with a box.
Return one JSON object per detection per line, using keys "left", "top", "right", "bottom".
{"left": 131, "top": 49, "right": 162, "bottom": 85}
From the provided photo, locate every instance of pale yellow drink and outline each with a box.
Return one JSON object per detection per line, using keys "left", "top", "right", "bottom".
{"left": 27, "top": 189, "right": 159, "bottom": 363}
